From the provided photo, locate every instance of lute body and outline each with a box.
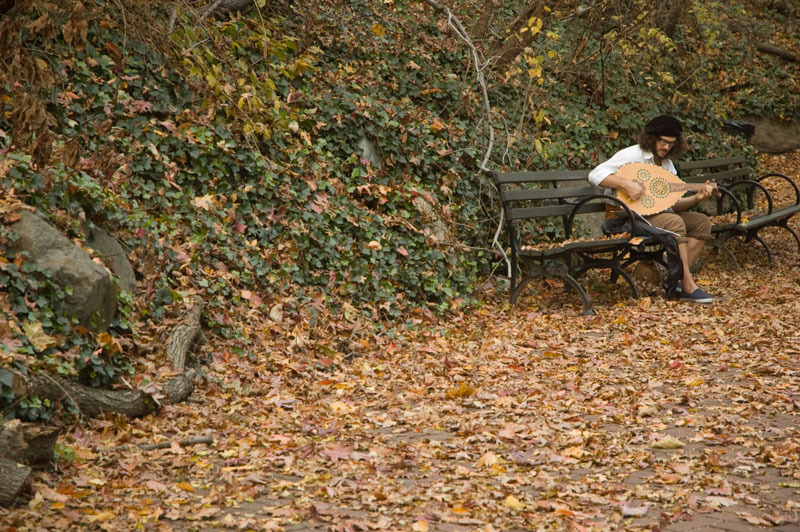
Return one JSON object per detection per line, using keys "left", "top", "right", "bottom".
{"left": 616, "top": 162, "right": 714, "bottom": 215}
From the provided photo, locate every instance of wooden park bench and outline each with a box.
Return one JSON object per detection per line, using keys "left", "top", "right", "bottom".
{"left": 676, "top": 155, "right": 800, "bottom": 266}
{"left": 492, "top": 157, "right": 799, "bottom": 314}
{"left": 491, "top": 168, "right": 646, "bottom": 315}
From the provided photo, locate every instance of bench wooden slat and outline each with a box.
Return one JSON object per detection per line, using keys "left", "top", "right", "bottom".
{"left": 738, "top": 205, "right": 800, "bottom": 228}
{"left": 519, "top": 237, "right": 632, "bottom": 258}
{"left": 676, "top": 156, "right": 747, "bottom": 171}
{"left": 501, "top": 186, "right": 600, "bottom": 202}
{"left": 493, "top": 170, "right": 590, "bottom": 184}
{"left": 681, "top": 167, "right": 751, "bottom": 183}
{"left": 508, "top": 202, "right": 606, "bottom": 220}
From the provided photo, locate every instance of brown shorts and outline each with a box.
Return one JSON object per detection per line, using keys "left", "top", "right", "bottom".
{"left": 646, "top": 211, "right": 712, "bottom": 243}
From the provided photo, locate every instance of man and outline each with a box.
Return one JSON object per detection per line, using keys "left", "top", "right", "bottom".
{"left": 588, "top": 115, "right": 716, "bottom": 303}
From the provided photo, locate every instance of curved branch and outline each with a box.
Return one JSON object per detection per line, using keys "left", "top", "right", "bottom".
{"left": 421, "top": 0, "right": 511, "bottom": 275}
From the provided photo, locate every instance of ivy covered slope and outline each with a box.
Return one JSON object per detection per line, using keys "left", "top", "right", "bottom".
{"left": 1, "top": 0, "right": 799, "bottom": 417}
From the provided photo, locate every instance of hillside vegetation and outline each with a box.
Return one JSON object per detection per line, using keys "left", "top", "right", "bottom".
{"left": 1, "top": 0, "right": 799, "bottom": 419}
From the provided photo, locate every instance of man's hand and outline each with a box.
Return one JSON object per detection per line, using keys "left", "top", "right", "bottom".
{"left": 694, "top": 181, "right": 715, "bottom": 202}
{"left": 623, "top": 179, "right": 645, "bottom": 201}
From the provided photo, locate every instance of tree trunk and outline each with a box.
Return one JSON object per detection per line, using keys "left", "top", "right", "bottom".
{"left": 163, "top": 295, "right": 205, "bottom": 404}
{"left": 756, "top": 42, "right": 797, "bottom": 62}
{"left": 202, "top": 0, "right": 255, "bottom": 19}
{"left": 26, "top": 371, "right": 158, "bottom": 418}
{"left": 163, "top": 369, "right": 196, "bottom": 404}
{"left": 0, "top": 457, "right": 31, "bottom": 506}
{"left": 490, "top": 2, "right": 547, "bottom": 71}
{"left": 0, "top": 420, "right": 60, "bottom": 465}
{"left": 660, "top": 0, "right": 687, "bottom": 38}
{"left": 166, "top": 296, "right": 204, "bottom": 372}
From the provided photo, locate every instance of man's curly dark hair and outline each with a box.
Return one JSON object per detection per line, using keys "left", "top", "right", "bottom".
{"left": 638, "top": 132, "right": 689, "bottom": 159}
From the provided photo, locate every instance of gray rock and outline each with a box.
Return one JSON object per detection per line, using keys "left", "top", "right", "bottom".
{"left": 7, "top": 211, "right": 117, "bottom": 332}
{"left": 744, "top": 116, "right": 800, "bottom": 153}
{"left": 81, "top": 221, "right": 137, "bottom": 294}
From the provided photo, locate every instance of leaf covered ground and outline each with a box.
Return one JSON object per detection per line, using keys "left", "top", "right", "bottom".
{"left": 2, "top": 155, "right": 800, "bottom": 531}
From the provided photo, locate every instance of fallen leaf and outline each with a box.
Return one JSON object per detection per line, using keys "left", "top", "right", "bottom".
{"left": 504, "top": 494, "right": 524, "bottom": 510}
{"left": 329, "top": 401, "right": 354, "bottom": 415}
{"left": 477, "top": 451, "right": 500, "bottom": 467}
{"left": 22, "top": 320, "right": 59, "bottom": 352}
{"left": 706, "top": 496, "right": 737, "bottom": 508}
{"left": 622, "top": 502, "right": 650, "bottom": 517}
{"left": 320, "top": 444, "right": 352, "bottom": 463}
{"left": 192, "top": 194, "right": 215, "bottom": 210}
{"left": 652, "top": 435, "right": 685, "bottom": 449}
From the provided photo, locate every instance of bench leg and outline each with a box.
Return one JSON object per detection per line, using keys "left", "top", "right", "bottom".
{"left": 711, "top": 239, "right": 739, "bottom": 270}
{"left": 777, "top": 219, "right": 800, "bottom": 252}
{"left": 511, "top": 266, "right": 594, "bottom": 315}
{"left": 612, "top": 265, "right": 639, "bottom": 299}
{"left": 749, "top": 233, "right": 773, "bottom": 264}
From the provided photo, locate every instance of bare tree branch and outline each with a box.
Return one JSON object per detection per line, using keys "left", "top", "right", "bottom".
{"left": 421, "top": 0, "right": 510, "bottom": 275}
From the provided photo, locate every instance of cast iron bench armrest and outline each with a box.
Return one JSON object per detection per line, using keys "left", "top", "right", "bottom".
{"left": 727, "top": 179, "right": 773, "bottom": 214}
{"left": 711, "top": 186, "right": 743, "bottom": 226}
{"left": 565, "top": 195, "right": 634, "bottom": 239}
{"left": 757, "top": 172, "right": 800, "bottom": 205}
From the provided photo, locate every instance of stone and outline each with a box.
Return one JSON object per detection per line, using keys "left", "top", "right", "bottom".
{"left": 81, "top": 221, "right": 137, "bottom": 294}
{"left": 7, "top": 210, "right": 117, "bottom": 332}
{"left": 744, "top": 116, "right": 800, "bottom": 154}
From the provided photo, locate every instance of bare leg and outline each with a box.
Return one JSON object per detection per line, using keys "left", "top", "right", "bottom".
{"left": 678, "top": 242, "right": 700, "bottom": 293}
{"left": 686, "top": 237, "right": 706, "bottom": 269}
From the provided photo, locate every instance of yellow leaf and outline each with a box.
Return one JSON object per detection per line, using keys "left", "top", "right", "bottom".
{"left": 477, "top": 451, "right": 500, "bottom": 468}
{"left": 562, "top": 446, "right": 585, "bottom": 459}
{"left": 527, "top": 16, "right": 543, "bottom": 35}
{"left": 97, "top": 332, "right": 122, "bottom": 354}
{"left": 452, "top": 504, "right": 470, "bottom": 515}
{"left": 329, "top": 401, "right": 353, "bottom": 415}
{"left": 447, "top": 382, "right": 476, "bottom": 398}
{"left": 652, "top": 435, "right": 685, "bottom": 449}
{"left": 92, "top": 511, "right": 115, "bottom": 522}
{"left": 366, "top": 240, "right": 382, "bottom": 251}
{"left": 371, "top": 23, "right": 386, "bottom": 37}
{"left": 504, "top": 494, "right": 524, "bottom": 510}
{"left": 177, "top": 481, "right": 194, "bottom": 492}
{"left": 22, "top": 320, "right": 58, "bottom": 352}
{"left": 411, "top": 521, "right": 429, "bottom": 532}
{"left": 685, "top": 378, "right": 705, "bottom": 386}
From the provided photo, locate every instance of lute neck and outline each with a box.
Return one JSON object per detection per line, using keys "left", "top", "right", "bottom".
{"left": 671, "top": 182, "right": 712, "bottom": 192}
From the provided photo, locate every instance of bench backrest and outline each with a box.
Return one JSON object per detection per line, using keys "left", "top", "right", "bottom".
{"left": 491, "top": 169, "right": 609, "bottom": 242}
{"left": 492, "top": 169, "right": 605, "bottom": 221}
{"left": 675, "top": 155, "right": 752, "bottom": 184}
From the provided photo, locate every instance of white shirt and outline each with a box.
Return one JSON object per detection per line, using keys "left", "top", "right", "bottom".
{"left": 588, "top": 145, "right": 677, "bottom": 187}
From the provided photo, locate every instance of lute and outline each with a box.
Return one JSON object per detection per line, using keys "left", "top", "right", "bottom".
{"left": 616, "top": 162, "right": 716, "bottom": 215}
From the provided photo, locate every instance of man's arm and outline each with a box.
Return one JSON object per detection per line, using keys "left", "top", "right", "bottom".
{"left": 596, "top": 172, "right": 645, "bottom": 201}
{"left": 588, "top": 146, "right": 646, "bottom": 200}
{"left": 672, "top": 182, "right": 715, "bottom": 212}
